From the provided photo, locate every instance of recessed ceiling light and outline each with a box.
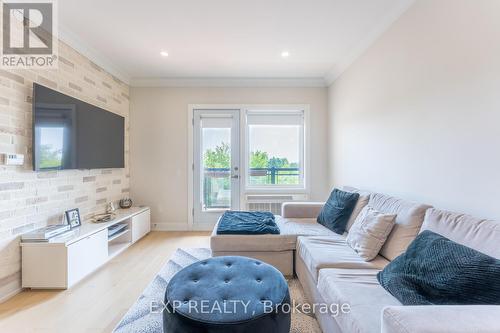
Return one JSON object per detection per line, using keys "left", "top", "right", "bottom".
{"left": 160, "top": 51, "right": 169, "bottom": 57}
{"left": 281, "top": 51, "right": 290, "bottom": 58}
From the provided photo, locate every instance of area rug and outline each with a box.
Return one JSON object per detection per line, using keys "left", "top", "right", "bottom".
{"left": 114, "top": 248, "right": 321, "bottom": 333}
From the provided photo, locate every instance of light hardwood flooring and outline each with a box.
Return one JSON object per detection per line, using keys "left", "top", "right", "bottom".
{"left": 0, "top": 231, "right": 211, "bottom": 333}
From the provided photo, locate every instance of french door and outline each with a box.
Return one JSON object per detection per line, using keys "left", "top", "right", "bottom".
{"left": 193, "top": 109, "right": 240, "bottom": 225}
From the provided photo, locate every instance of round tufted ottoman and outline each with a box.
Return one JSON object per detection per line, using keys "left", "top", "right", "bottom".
{"left": 163, "top": 256, "right": 291, "bottom": 333}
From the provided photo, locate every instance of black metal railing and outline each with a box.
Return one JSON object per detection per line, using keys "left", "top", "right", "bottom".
{"left": 202, "top": 167, "right": 300, "bottom": 209}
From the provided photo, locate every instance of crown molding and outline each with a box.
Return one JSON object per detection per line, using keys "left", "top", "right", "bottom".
{"left": 58, "top": 25, "right": 131, "bottom": 85}
{"left": 324, "top": 0, "right": 416, "bottom": 86}
{"left": 57, "top": 0, "right": 415, "bottom": 89}
{"left": 130, "top": 77, "right": 327, "bottom": 88}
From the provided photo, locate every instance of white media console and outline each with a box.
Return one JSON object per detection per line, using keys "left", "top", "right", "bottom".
{"left": 21, "top": 206, "right": 151, "bottom": 289}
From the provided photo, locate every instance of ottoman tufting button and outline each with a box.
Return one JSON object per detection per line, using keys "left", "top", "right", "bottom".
{"left": 224, "top": 279, "right": 230, "bottom": 283}
{"left": 256, "top": 278, "right": 262, "bottom": 283}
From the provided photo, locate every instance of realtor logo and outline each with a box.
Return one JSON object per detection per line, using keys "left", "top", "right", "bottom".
{"left": 1, "top": 0, "right": 58, "bottom": 68}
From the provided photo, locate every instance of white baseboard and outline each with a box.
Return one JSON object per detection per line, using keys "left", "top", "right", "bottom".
{"left": 190, "top": 223, "right": 216, "bottom": 231}
{"left": 151, "top": 222, "right": 215, "bottom": 231}
{"left": 151, "top": 223, "right": 189, "bottom": 231}
{"left": 0, "top": 287, "right": 22, "bottom": 304}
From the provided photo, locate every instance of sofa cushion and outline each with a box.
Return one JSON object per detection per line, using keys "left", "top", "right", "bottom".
{"left": 296, "top": 236, "right": 390, "bottom": 283}
{"left": 317, "top": 188, "right": 360, "bottom": 234}
{"left": 368, "top": 192, "right": 432, "bottom": 260}
{"left": 317, "top": 268, "right": 401, "bottom": 333}
{"left": 341, "top": 185, "right": 371, "bottom": 231}
{"left": 346, "top": 192, "right": 370, "bottom": 231}
{"left": 347, "top": 206, "right": 396, "bottom": 261}
{"left": 211, "top": 216, "right": 336, "bottom": 252}
{"left": 281, "top": 201, "right": 325, "bottom": 219}
{"left": 382, "top": 305, "right": 500, "bottom": 333}
{"left": 421, "top": 208, "right": 500, "bottom": 259}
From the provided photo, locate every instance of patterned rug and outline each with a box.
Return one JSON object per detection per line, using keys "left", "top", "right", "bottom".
{"left": 114, "top": 248, "right": 321, "bottom": 333}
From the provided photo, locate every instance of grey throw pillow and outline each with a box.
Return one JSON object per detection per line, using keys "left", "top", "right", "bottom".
{"left": 347, "top": 206, "right": 397, "bottom": 261}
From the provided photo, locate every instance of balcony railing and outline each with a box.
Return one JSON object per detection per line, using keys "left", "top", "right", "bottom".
{"left": 202, "top": 167, "right": 300, "bottom": 209}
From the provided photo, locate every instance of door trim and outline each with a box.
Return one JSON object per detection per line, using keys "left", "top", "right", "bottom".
{"left": 187, "top": 104, "right": 310, "bottom": 231}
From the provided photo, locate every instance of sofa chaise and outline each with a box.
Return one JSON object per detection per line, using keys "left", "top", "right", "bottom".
{"left": 210, "top": 206, "right": 333, "bottom": 276}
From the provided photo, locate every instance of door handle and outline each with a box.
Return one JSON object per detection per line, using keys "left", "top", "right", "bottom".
{"left": 231, "top": 175, "right": 239, "bottom": 179}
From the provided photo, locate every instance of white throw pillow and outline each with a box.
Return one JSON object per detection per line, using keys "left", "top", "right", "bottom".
{"left": 346, "top": 192, "right": 370, "bottom": 231}
{"left": 347, "top": 206, "right": 397, "bottom": 261}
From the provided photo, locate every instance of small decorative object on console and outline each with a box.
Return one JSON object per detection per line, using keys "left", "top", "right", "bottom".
{"left": 65, "top": 208, "right": 82, "bottom": 228}
{"left": 106, "top": 202, "right": 116, "bottom": 214}
{"left": 92, "top": 213, "right": 115, "bottom": 223}
{"left": 119, "top": 198, "right": 133, "bottom": 209}
{"left": 21, "top": 224, "right": 71, "bottom": 242}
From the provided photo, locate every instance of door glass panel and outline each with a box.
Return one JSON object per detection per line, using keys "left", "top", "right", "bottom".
{"left": 201, "top": 126, "right": 231, "bottom": 211}
{"left": 193, "top": 110, "right": 239, "bottom": 225}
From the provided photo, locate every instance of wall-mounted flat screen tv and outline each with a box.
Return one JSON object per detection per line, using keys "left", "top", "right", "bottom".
{"left": 32, "top": 83, "right": 125, "bottom": 171}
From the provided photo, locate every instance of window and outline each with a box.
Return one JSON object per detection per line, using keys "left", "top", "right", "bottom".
{"left": 246, "top": 109, "right": 305, "bottom": 190}
{"left": 38, "top": 127, "right": 65, "bottom": 169}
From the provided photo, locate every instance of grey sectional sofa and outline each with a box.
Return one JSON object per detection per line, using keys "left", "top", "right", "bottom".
{"left": 210, "top": 188, "right": 500, "bottom": 333}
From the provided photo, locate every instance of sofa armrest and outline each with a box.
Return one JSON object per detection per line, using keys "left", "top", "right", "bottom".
{"left": 382, "top": 305, "right": 500, "bottom": 333}
{"left": 281, "top": 202, "right": 324, "bottom": 219}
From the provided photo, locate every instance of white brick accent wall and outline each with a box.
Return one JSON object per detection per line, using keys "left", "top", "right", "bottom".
{"left": 0, "top": 41, "right": 130, "bottom": 301}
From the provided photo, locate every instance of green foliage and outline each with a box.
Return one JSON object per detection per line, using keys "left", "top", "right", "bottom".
{"left": 268, "top": 157, "right": 290, "bottom": 169}
{"left": 203, "top": 143, "right": 300, "bottom": 186}
{"left": 204, "top": 144, "right": 296, "bottom": 170}
{"left": 39, "top": 144, "right": 62, "bottom": 169}
{"left": 203, "top": 142, "right": 298, "bottom": 169}
{"left": 204, "top": 142, "right": 230, "bottom": 168}
{"left": 250, "top": 150, "right": 269, "bottom": 168}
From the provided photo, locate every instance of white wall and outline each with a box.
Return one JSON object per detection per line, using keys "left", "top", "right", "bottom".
{"left": 328, "top": 0, "right": 500, "bottom": 219}
{"left": 130, "top": 87, "right": 328, "bottom": 229}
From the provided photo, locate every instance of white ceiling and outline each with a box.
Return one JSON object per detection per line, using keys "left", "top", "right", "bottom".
{"left": 58, "top": 0, "right": 414, "bottom": 86}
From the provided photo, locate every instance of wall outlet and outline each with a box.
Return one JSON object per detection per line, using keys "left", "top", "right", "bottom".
{"left": 2, "top": 153, "right": 24, "bottom": 166}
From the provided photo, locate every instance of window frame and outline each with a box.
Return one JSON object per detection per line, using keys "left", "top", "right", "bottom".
{"left": 243, "top": 106, "right": 309, "bottom": 194}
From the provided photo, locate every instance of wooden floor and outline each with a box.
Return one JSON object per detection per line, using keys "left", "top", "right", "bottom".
{"left": 0, "top": 231, "right": 211, "bottom": 333}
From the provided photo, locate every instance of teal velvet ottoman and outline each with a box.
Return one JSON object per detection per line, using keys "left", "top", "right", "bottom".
{"left": 163, "top": 256, "right": 291, "bottom": 333}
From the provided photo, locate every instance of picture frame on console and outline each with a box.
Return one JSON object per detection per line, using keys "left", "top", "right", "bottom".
{"left": 65, "top": 208, "right": 82, "bottom": 229}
